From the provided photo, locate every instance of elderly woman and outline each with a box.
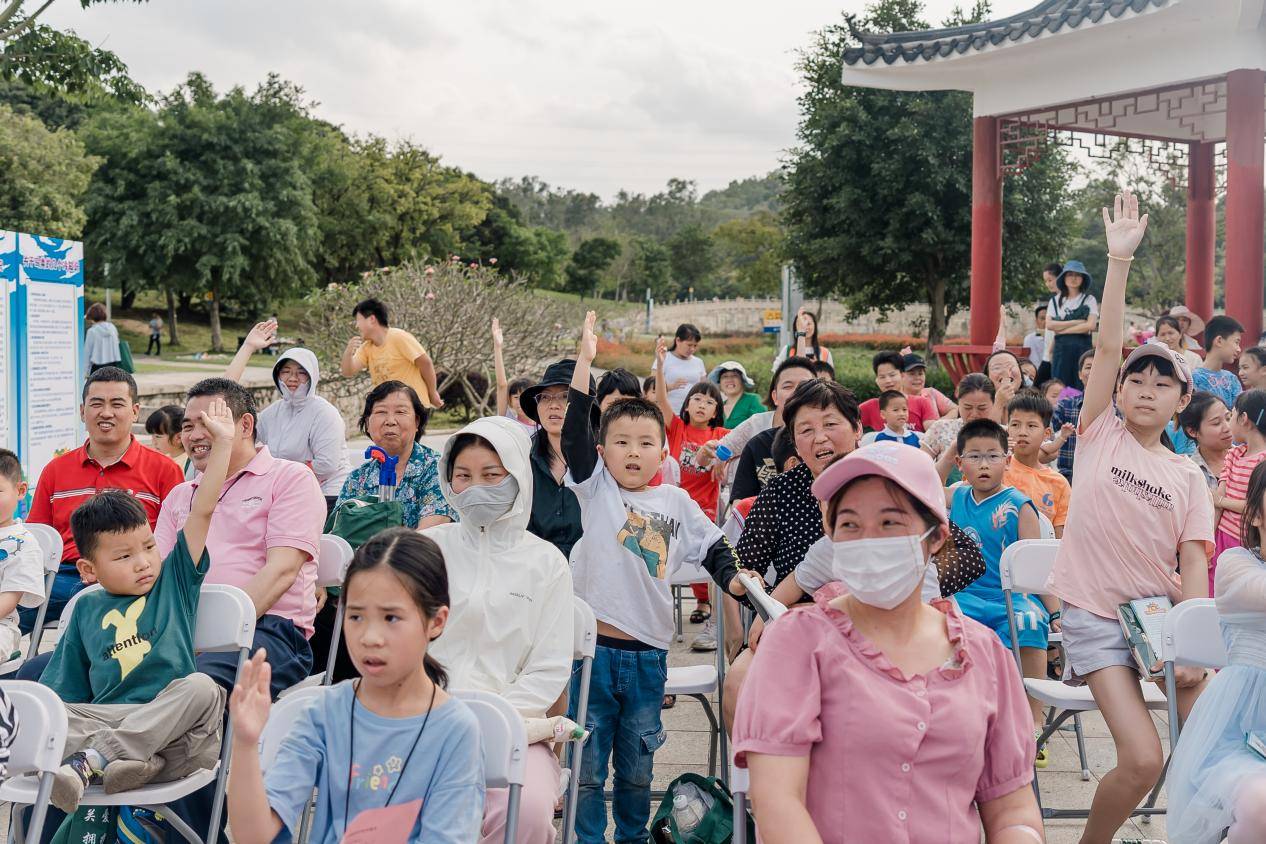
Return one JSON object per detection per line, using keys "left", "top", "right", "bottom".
{"left": 336, "top": 381, "right": 453, "bottom": 529}
{"left": 733, "top": 444, "right": 1041, "bottom": 842}
{"left": 227, "top": 320, "right": 350, "bottom": 511}
{"left": 710, "top": 360, "right": 765, "bottom": 428}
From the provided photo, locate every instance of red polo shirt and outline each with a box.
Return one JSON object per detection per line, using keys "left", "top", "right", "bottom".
{"left": 27, "top": 437, "right": 185, "bottom": 564}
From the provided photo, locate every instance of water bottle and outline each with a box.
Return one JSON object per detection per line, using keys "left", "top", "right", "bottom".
{"left": 671, "top": 791, "right": 707, "bottom": 836}
{"left": 715, "top": 444, "right": 732, "bottom": 462}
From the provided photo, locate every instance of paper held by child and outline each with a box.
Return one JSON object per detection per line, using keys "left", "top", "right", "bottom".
{"left": 1117, "top": 596, "right": 1172, "bottom": 680}
{"left": 524, "top": 714, "right": 588, "bottom": 745}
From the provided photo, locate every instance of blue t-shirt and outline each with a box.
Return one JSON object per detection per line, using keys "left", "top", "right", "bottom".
{"left": 950, "top": 485, "right": 1036, "bottom": 602}
{"left": 264, "top": 682, "right": 486, "bottom": 844}
{"left": 1192, "top": 367, "right": 1242, "bottom": 413}
{"left": 874, "top": 429, "right": 921, "bottom": 448}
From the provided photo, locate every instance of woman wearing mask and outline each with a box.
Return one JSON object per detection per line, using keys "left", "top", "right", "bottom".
{"left": 228, "top": 320, "right": 350, "bottom": 511}
{"left": 732, "top": 444, "right": 1041, "bottom": 842}
{"left": 423, "top": 416, "right": 573, "bottom": 844}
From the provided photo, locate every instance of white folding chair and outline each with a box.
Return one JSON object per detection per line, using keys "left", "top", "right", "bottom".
{"left": 258, "top": 685, "right": 325, "bottom": 844}
{"left": 451, "top": 689, "right": 528, "bottom": 844}
{"left": 1161, "top": 598, "right": 1227, "bottom": 748}
{"left": 280, "top": 534, "right": 353, "bottom": 697}
{"left": 665, "top": 566, "right": 721, "bottom": 778}
{"left": 1000, "top": 539, "right": 1168, "bottom": 820}
{"left": 0, "top": 680, "right": 68, "bottom": 842}
{"left": 1, "top": 584, "right": 257, "bottom": 843}
{"left": 561, "top": 598, "right": 596, "bottom": 844}
{"left": 0, "top": 524, "right": 63, "bottom": 675}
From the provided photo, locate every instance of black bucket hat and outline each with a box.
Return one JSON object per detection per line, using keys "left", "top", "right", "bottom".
{"left": 520, "top": 359, "right": 596, "bottom": 424}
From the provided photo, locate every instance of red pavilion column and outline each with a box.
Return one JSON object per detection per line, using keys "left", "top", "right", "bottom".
{"left": 970, "top": 116, "right": 1003, "bottom": 347}
{"left": 1223, "top": 69, "right": 1265, "bottom": 345}
{"left": 1185, "top": 140, "right": 1216, "bottom": 322}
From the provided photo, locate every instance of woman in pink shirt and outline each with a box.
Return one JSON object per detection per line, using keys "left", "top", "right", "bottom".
{"left": 732, "top": 443, "right": 1042, "bottom": 843}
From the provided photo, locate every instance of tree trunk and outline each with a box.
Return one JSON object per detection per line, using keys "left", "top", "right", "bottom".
{"left": 121, "top": 277, "right": 136, "bottom": 311}
{"left": 927, "top": 275, "right": 947, "bottom": 356}
{"left": 178, "top": 292, "right": 193, "bottom": 316}
{"left": 208, "top": 285, "right": 223, "bottom": 353}
{"left": 165, "top": 287, "right": 179, "bottom": 346}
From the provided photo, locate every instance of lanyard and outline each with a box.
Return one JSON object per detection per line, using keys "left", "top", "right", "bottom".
{"left": 343, "top": 679, "right": 437, "bottom": 834}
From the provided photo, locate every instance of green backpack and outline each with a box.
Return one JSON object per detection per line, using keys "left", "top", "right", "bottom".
{"left": 650, "top": 773, "right": 755, "bottom": 844}
{"left": 117, "top": 339, "right": 135, "bottom": 373}
{"left": 323, "top": 496, "right": 404, "bottom": 550}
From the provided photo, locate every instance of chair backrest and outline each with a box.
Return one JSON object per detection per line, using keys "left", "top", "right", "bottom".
{"left": 451, "top": 689, "right": 527, "bottom": 789}
{"left": 999, "top": 539, "right": 1060, "bottom": 595}
{"left": 317, "top": 534, "right": 354, "bottom": 588}
{"left": 1037, "top": 512, "right": 1056, "bottom": 541}
{"left": 24, "top": 523, "right": 64, "bottom": 574}
{"left": 1162, "top": 598, "right": 1227, "bottom": 669}
{"left": 58, "top": 582, "right": 255, "bottom": 653}
{"left": 259, "top": 685, "right": 325, "bottom": 769}
{"left": 573, "top": 598, "right": 596, "bottom": 661}
{"left": 0, "top": 680, "right": 68, "bottom": 776}
{"left": 668, "top": 564, "right": 711, "bottom": 587}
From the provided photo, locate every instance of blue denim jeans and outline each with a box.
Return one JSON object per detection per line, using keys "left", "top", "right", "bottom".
{"left": 568, "top": 643, "right": 668, "bottom": 844}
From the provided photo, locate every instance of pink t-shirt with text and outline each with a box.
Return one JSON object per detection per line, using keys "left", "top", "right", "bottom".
{"left": 1047, "top": 410, "right": 1214, "bottom": 618}
{"left": 732, "top": 584, "right": 1034, "bottom": 841}
{"left": 155, "top": 446, "right": 326, "bottom": 637}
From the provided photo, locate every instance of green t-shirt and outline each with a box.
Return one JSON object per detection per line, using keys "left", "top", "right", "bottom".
{"left": 41, "top": 532, "right": 209, "bottom": 705}
{"left": 723, "top": 392, "right": 766, "bottom": 429}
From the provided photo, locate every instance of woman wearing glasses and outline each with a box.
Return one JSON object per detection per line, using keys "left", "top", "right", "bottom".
{"left": 518, "top": 360, "right": 587, "bottom": 558}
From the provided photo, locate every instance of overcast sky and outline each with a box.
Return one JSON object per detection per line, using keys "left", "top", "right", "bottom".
{"left": 42, "top": 0, "right": 1034, "bottom": 199}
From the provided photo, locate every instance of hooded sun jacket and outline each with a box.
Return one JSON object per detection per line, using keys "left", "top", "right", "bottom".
{"left": 256, "top": 348, "right": 351, "bottom": 497}
{"left": 423, "top": 415, "right": 574, "bottom": 718}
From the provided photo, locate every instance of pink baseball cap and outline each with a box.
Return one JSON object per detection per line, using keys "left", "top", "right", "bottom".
{"left": 1121, "top": 341, "right": 1192, "bottom": 393}
{"left": 810, "top": 441, "right": 947, "bottom": 526}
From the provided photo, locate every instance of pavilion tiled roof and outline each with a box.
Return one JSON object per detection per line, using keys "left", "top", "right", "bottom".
{"left": 842, "top": 0, "right": 1173, "bottom": 67}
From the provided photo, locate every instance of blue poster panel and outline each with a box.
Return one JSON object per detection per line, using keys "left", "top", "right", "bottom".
{"left": 0, "top": 231, "right": 15, "bottom": 455}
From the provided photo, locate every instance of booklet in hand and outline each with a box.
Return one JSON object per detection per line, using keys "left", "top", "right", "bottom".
{"left": 1117, "top": 596, "right": 1172, "bottom": 681}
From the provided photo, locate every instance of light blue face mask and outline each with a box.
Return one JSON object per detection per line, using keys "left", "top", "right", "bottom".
{"left": 450, "top": 475, "right": 519, "bottom": 528}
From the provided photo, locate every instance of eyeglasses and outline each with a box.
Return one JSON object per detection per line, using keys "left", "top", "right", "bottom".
{"left": 537, "top": 392, "right": 569, "bottom": 407}
{"left": 961, "top": 453, "right": 1006, "bottom": 465}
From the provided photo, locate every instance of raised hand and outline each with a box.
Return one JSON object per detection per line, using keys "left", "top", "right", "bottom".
{"left": 578, "top": 310, "right": 598, "bottom": 362}
{"left": 1102, "top": 191, "right": 1149, "bottom": 259}
{"left": 201, "top": 396, "right": 237, "bottom": 442}
{"left": 229, "top": 649, "right": 273, "bottom": 746}
{"left": 655, "top": 335, "right": 667, "bottom": 368}
{"left": 345, "top": 336, "right": 364, "bottom": 354}
{"left": 244, "top": 320, "right": 278, "bottom": 352}
{"left": 491, "top": 317, "right": 504, "bottom": 349}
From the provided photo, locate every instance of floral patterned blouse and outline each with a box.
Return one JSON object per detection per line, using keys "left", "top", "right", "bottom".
{"left": 336, "top": 441, "right": 455, "bottom": 528}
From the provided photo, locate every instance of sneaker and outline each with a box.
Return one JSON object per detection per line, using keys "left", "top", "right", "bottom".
{"left": 51, "top": 752, "right": 99, "bottom": 813}
{"left": 1034, "top": 731, "right": 1048, "bottom": 770}
{"left": 103, "top": 755, "right": 166, "bottom": 794}
{"left": 691, "top": 620, "right": 717, "bottom": 652}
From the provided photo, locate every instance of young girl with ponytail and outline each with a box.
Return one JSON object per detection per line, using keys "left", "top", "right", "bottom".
{"left": 1213, "top": 389, "right": 1266, "bottom": 585}
{"left": 227, "top": 529, "right": 486, "bottom": 844}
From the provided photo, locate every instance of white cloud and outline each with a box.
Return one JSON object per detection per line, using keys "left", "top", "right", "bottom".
{"left": 41, "top": 0, "right": 1034, "bottom": 199}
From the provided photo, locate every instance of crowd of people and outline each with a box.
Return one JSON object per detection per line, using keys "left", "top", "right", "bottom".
{"left": 0, "top": 189, "right": 1263, "bottom": 843}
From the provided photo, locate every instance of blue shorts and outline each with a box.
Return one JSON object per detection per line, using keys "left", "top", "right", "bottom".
{"left": 955, "top": 591, "right": 1049, "bottom": 650}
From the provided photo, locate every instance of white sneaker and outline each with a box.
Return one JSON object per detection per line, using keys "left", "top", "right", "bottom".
{"left": 691, "top": 620, "right": 717, "bottom": 652}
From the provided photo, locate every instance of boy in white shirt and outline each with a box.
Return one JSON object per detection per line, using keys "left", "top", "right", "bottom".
{"left": 0, "top": 450, "right": 47, "bottom": 659}
{"left": 567, "top": 398, "right": 754, "bottom": 843}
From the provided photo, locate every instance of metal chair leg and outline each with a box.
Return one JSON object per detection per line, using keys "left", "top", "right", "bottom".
{"left": 1073, "top": 713, "right": 1091, "bottom": 781}
{"left": 689, "top": 694, "right": 719, "bottom": 777}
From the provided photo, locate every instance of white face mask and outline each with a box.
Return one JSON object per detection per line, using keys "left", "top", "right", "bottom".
{"left": 450, "top": 475, "right": 519, "bottom": 528}
{"left": 831, "top": 526, "right": 935, "bottom": 610}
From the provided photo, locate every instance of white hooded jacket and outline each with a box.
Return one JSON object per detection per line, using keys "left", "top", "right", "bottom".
{"left": 256, "top": 347, "right": 350, "bottom": 496}
{"left": 423, "top": 416, "right": 574, "bottom": 718}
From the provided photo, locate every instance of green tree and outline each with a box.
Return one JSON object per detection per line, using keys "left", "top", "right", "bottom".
{"left": 629, "top": 236, "right": 672, "bottom": 301}
{"left": 461, "top": 191, "right": 570, "bottom": 288}
{"left": 783, "top": 0, "right": 1077, "bottom": 349}
{"left": 0, "top": 1, "right": 147, "bottom": 103}
{"left": 0, "top": 103, "right": 98, "bottom": 237}
{"left": 81, "top": 72, "right": 321, "bottom": 351}
{"left": 712, "top": 211, "right": 783, "bottom": 296}
{"left": 666, "top": 224, "right": 716, "bottom": 298}
{"left": 564, "top": 237, "right": 622, "bottom": 298}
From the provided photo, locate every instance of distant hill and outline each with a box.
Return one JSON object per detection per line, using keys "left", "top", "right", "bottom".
{"left": 699, "top": 172, "right": 783, "bottom": 218}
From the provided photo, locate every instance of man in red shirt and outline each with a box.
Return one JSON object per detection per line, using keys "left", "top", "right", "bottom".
{"left": 858, "top": 350, "right": 937, "bottom": 432}
{"left": 20, "top": 366, "right": 184, "bottom": 631}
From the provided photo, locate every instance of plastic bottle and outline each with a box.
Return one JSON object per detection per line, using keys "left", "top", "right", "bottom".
{"left": 672, "top": 790, "right": 707, "bottom": 835}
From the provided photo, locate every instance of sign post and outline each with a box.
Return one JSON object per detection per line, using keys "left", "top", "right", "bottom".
{"left": 779, "top": 264, "right": 804, "bottom": 354}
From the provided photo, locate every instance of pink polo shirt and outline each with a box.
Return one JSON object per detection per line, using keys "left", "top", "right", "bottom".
{"left": 732, "top": 584, "right": 1034, "bottom": 842}
{"left": 155, "top": 446, "right": 325, "bottom": 637}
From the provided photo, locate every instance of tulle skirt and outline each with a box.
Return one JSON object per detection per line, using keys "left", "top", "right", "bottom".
{"left": 1169, "top": 663, "right": 1266, "bottom": 843}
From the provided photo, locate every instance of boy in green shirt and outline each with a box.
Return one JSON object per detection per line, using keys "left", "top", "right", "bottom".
{"left": 42, "top": 397, "right": 237, "bottom": 813}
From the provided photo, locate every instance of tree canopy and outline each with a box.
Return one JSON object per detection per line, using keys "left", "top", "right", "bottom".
{"left": 0, "top": 102, "right": 98, "bottom": 237}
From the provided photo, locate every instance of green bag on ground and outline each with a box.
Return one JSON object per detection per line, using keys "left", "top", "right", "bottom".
{"left": 117, "top": 340, "right": 135, "bottom": 373}
{"left": 649, "top": 773, "right": 755, "bottom": 844}
{"left": 323, "top": 496, "right": 404, "bottom": 550}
